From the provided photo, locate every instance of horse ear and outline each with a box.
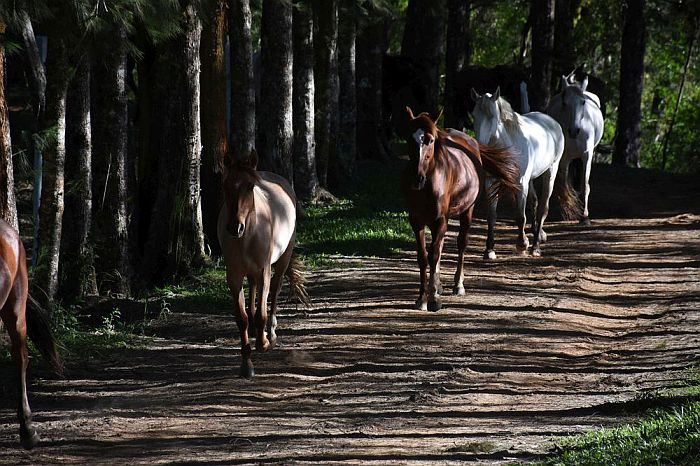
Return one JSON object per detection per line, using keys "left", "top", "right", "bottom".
{"left": 433, "top": 107, "right": 444, "bottom": 123}
{"left": 560, "top": 75, "right": 570, "bottom": 91}
{"left": 470, "top": 87, "right": 481, "bottom": 102}
{"left": 581, "top": 76, "right": 589, "bottom": 92}
{"left": 248, "top": 149, "right": 258, "bottom": 170}
{"left": 492, "top": 86, "right": 500, "bottom": 101}
{"left": 405, "top": 106, "right": 415, "bottom": 120}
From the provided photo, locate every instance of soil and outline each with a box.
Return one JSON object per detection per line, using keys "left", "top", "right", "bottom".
{"left": 1, "top": 164, "right": 699, "bottom": 465}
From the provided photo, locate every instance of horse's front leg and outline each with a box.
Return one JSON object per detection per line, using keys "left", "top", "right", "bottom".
{"left": 1, "top": 290, "right": 39, "bottom": 449}
{"left": 255, "top": 266, "right": 271, "bottom": 353}
{"left": 484, "top": 186, "right": 499, "bottom": 260}
{"left": 516, "top": 180, "right": 529, "bottom": 254}
{"left": 428, "top": 217, "right": 448, "bottom": 311}
{"left": 411, "top": 219, "right": 428, "bottom": 311}
{"left": 454, "top": 206, "right": 473, "bottom": 295}
{"left": 580, "top": 151, "right": 593, "bottom": 226}
{"left": 227, "top": 273, "right": 253, "bottom": 378}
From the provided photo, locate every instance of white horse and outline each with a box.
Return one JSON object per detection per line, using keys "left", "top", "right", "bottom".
{"left": 472, "top": 87, "right": 569, "bottom": 258}
{"left": 547, "top": 75, "right": 604, "bottom": 225}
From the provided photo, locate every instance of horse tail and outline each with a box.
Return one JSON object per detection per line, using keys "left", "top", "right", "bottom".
{"left": 285, "top": 253, "right": 311, "bottom": 308}
{"left": 26, "top": 294, "right": 64, "bottom": 375}
{"left": 553, "top": 166, "right": 583, "bottom": 220}
{"left": 478, "top": 143, "right": 521, "bottom": 203}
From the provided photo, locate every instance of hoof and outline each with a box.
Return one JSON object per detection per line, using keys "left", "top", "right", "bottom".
{"left": 240, "top": 362, "right": 255, "bottom": 378}
{"left": 483, "top": 250, "right": 497, "bottom": 261}
{"left": 579, "top": 217, "right": 591, "bottom": 226}
{"left": 516, "top": 246, "right": 529, "bottom": 256}
{"left": 415, "top": 299, "right": 428, "bottom": 311}
{"left": 427, "top": 299, "right": 442, "bottom": 312}
{"left": 20, "top": 428, "right": 39, "bottom": 450}
{"left": 453, "top": 285, "right": 465, "bottom": 296}
{"left": 256, "top": 336, "right": 270, "bottom": 353}
{"left": 531, "top": 247, "right": 542, "bottom": 257}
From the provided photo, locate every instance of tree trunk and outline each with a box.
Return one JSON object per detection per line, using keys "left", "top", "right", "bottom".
{"left": 553, "top": 0, "right": 581, "bottom": 79}
{"left": 257, "top": 0, "right": 294, "bottom": 181}
{"left": 401, "top": 0, "right": 446, "bottom": 115}
{"left": 613, "top": 0, "right": 646, "bottom": 167}
{"left": 314, "top": 0, "right": 338, "bottom": 187}
{"left": 292, "top": 2, "right": 319, "bottom": 200}
{"left": 200, "top": 0, "right": 227, "bottom": 255}
{"left": 333, "top": 0, "right": 356, "bottom": 188}
{"left": 356, "top": 6, "right": 390, "bottom": 160}
{"left": 36, "top": 37, "right": 69, "bottom": 305}
{"left": 444, "top": 0, "right": 472, "bottom": 129}
{"left": 60, "top": 57, "right": 97, "bottom": 299}
{"left": 0, "top": 24, "right": 18, "bottom": 228}
{"left": 91, "top": 26, "right": 132, "bottom": 296}
{"left": 529, "top": 0, "right": 555, "bottom": 111}
{"left": 140, "top": 2, "right": 205, "bottom": 285}
{"left": 229, "top": 0, "right": 256, "bottom": 158}
{"left": 16, "top": 10, "right": 46, "bottom": 117}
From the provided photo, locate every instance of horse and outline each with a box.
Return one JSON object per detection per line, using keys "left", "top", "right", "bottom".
{"left": 1, "top": 219, "right": 62, "bottom": 449}
{"left": 402, "top": 107, "right": 520, "bottom": 312}
{"left": 218, "top": 149, "right": 309, "bottom": 378}
{"left": 471, "top": 88, "right": 576, "bottom": 258}
{"left": 546, "top": 75, "right": 604, "bottom": 225}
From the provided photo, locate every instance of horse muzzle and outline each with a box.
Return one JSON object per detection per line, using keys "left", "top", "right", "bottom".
{"left": 412, "top": 174, "right": 427, "bottom": 190}
{"left": 228, "top": 222, "right": 246, "bottom": 238}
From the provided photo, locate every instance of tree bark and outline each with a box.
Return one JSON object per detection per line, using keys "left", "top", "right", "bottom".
{"left": 292, "top": 1, "right": 319, "bottom": 200}
{"left": 401, "top": 0, "right": 446, "bottom": 115}
{"left": 257, "top": 0, "right": 294, "bottom": 181}
{"left": 333, "top": 0, "right": 356, "bottom": 188}
{"left": 36, "top": 37, "right": 69, "bottom": 304}
{"left": 529, "top": 0, "right": 555, "bottom": 111}
{"left": 613, "top": 0, "right": 646, "bottom": 167}
{"left": 444, "top": 0, "right": 472, "bottom": 129}
{"left": 314, "top": 0, "right": 339, "bottom": 187}
{"left": 200, "top": 0, "right": 227, "bottom": 255}
{"left": 60, "top": 57, "right": 97, "bottom": 299}
{"left": 140, "top": 2, "right": 205, "bottom": 285}
{"left": 16, "top": 10, "right": 46, "bottom": 117}
{"left": 229, "top": 0, "right": 256, "bottom": 158}
{"left": 553, "top": 0, "right": 581, "bottom": 79}
{"left": 356, "top": 5, "right": 390, "bottom": 160}
{"left": 91, "top": 26, "right": 132, "bottom": 296}
{"left": 0, "top": 25, "right": 17, "bottom": 229}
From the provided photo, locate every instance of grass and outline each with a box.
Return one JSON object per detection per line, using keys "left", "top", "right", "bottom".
{"left": 535, "top": 369, "right": 700, "bottom": 466}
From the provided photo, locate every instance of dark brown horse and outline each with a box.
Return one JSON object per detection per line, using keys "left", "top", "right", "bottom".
{"left": 1, "top": 219, "right": 62, "bottom": 449}
{"left": 402, "top": 108, "right": 520, "bottom": 311}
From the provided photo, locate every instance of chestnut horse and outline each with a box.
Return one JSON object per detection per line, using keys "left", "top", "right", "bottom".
{"left": 403, "top": 108, "right": 520, "bottom": 311}
{"left": 1, "top": 219, "right": 62, "bottom": 449}
{"left": 218, "top": 150, "right": 309, "bottom": 378}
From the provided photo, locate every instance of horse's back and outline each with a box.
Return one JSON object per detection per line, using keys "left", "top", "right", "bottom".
{"left": 515, "top": 112, "right": 565, "bottom": 177}
{"left": 258, "top": 172, "right": 297, "bottom": 265}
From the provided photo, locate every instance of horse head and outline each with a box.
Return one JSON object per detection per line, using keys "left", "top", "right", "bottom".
{"left": 559, "top": 75, "right": 590, "bottom": 139}
{"left": 405, "top": 106, "right": 441, "bottom": 190}
{"left": 471, "top": 87, "right": 502, "bottom": 145}
{"left": 222, "top": 149, "right": 261, "bottom": 238}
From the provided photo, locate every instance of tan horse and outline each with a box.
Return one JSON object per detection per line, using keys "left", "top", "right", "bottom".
{"left": 1, "top": 219, "right": 62, "bottom": 449}
{"left": 218, "top": 150, "right": 309, "bottom": 378}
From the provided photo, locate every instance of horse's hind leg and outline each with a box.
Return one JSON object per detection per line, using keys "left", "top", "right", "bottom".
{"left": 254, "top": 266, "right": 272, "bottom": 353}
{"left": 515, "top": 181, "right": 529, "bottom": 254}
{"left": 1, "top": 286, "right": 39, "bottom": 449}
{"left": 453, "top": 206, "right": 473, "bottom": 295}
{"left": 484, "top": 190, "right": 498, "bottom": 260}
{"left": 268, "top": 243, "right": 294, "bottom": 349}
{"left": 531, "top": 169, "right": 557, "bottom": 257}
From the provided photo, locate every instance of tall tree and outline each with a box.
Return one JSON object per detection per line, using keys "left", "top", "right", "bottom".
{"left": 60, "top": 57, "right": 97, "bottom": 299}
{"left": 356, "top": 2, "right": 390, "bottom": 160}
{"left": 401, "top": 0, "right": 446, "bottom": 115}
{"left": 140, "top": 1, "right": 205, "bottom": 284}
{"left": 553, "top": 0, "right": 581, "bottom": 78}
{"left": 334, "top": 0, "right": 356, "bottom": 187}
{"left": 613, "top": 0, "right": 646, "bottom": 167}
{"left": 229, "top": 0, "right": 255, "bottom": 158}
{"left": 0, "top": 22, "right": 18, "bottom": 228}
{"left": 257, "top": 0, "right": 293, "bottom": 180}
{"left": 314, "top": 0, "right": 338, "bottom": 187}
{"left": 200, "top": 0, "right": 227, "bottom": 254}
{"left": 292, "top": 1, "right": 319, "bottom": 200}
{"left": 529, "top": 0, "right": 555, "bottom": 111}
{"left": 35, "top": 35, "right": 70, "bottom": 304}
{"left": 444, "top": 0, "right": 472, "bottom": 129}
{"left": 92, "top": 24, "right": 132, "bottom": 295}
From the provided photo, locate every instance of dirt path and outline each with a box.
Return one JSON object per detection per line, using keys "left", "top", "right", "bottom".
{"left": 2, "top": 166, "right": 699, "bottom": 465}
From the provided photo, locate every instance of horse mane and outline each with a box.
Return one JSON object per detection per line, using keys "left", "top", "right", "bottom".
{"left": 496, "top": 97, "right": 520, "bottom": 135}
{"left": 223, "top": 158, "right": 261, "bottom": 185}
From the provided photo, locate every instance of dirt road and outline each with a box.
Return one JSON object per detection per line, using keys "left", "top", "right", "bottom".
{"left": 2, "top": 165, "right": 699, "bottom": 464}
